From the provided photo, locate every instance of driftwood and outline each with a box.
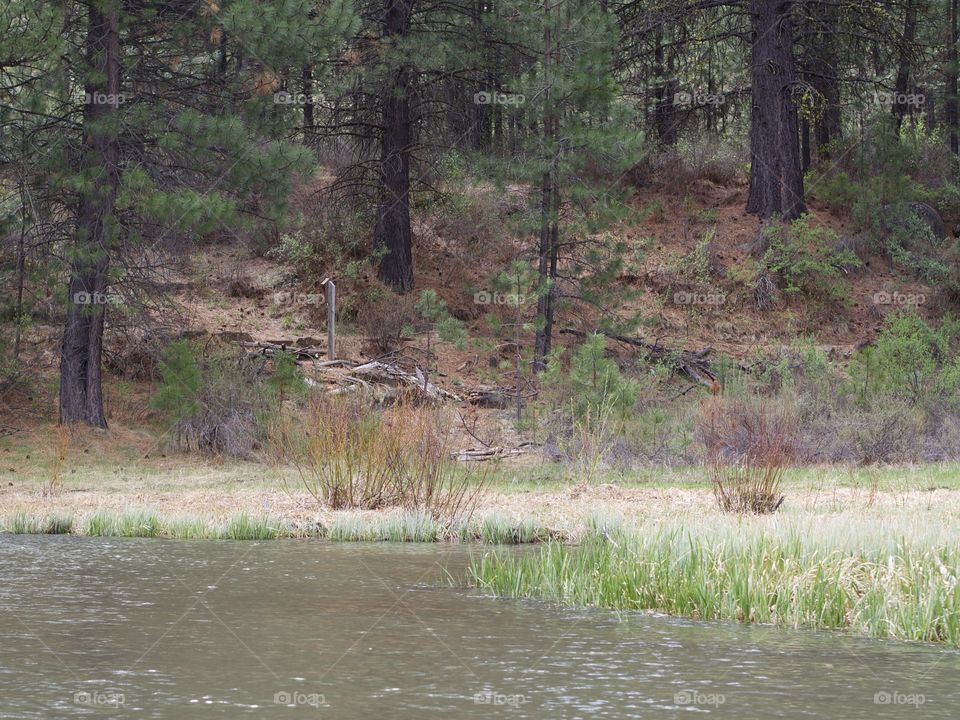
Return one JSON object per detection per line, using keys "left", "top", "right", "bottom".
{"left": 467, "top": 386, "right": 511, "bottom": 409}
{"left": 559, "top": 327, "right": 717, "bottom": 389}
{"left": 241, "top": 341, "right": 325, "bottom": 360}
{"left": 452, "top": 442, "right": 538, "bottom": 462}
{"left": 350, "top": 361, "right": 461, "bottom": 402}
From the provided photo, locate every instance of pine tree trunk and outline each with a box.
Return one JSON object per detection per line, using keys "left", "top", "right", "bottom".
{"left": 807, "top": 1, "right": 841, "bottom": 158}
{"left": 59, "top": 2, "right": 120, "bottom": 428}
{"left": 533, "top": 0, "right": 556, "bottom": 372}
{"left": 375, "top": 0, "right": 415, "bottom": 293}
{"left": 949, "top": 0, "right": 959, "bottom": 155}
{"left": 746, "top": 0, "right": 806, "bottom": 221}
{"left": 893, "top": 0, "right": 917, "bottom": 131}
{"left": 652, "top": 28, "right": 679, "bottom": 146}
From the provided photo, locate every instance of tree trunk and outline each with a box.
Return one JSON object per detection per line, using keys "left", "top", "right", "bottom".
{"left": 375, "top": 0, "right": 415, "bottom": 292}
{"left": 746, "top": 0, "right": 806, "bottom": 220}
{"left": 893, "top": 0, "right": 917, "bottom": 131}
{"left": 302, "top": 65, "right": 315, "bottom": 140}
{"left": 60, "top": 2, "right": 120, "bottom": 427}
{"left": 949, "top": 0, "right": 959, "bottom": 154}
{"left": 652, "top": 27, "right": 680, "bottom": 146}
{"left": 533, "top": 0, "right": 557, "bottom": 372}
{"left": 806, "top": 1, "right": 841, "bottom": 158}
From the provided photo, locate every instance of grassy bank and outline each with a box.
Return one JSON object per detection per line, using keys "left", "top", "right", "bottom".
{"left": 0, "top": 508, "right": 558, "bottom": 543}
{"left": 470, "top": 515, "right": 960, "bottom": 646}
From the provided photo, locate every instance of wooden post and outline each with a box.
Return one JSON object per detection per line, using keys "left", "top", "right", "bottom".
{"left": 323, "top": 278, "right": 336, "bottom": 360}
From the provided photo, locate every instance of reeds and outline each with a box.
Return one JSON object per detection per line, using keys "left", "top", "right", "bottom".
{"left": 471, "top": 521, "right": 960, "bottom": 646}
{"left": 0, "top": 509, "right": 552, "bottom": 544}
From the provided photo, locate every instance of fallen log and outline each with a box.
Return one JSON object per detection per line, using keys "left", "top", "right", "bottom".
{"left": 241, "top": 341, "right": 325, "bottom": 360}
{"left": 351, "top": 360, "right": 461, "bottom": 402}
{"left": 559, "top": 327, "right": 717, "bottom": 389}
{"left": 452, "top": 443, "right": 538, "bottom": 462}
{"left": 467, "top": 386, "right": 512, "bottom": 409}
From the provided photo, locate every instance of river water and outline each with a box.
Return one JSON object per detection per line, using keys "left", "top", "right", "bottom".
{"left": 0, "top": 536, "right": 957, "bottom": 718}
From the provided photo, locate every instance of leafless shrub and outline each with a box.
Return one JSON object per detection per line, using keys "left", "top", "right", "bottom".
{"left": 359, "top": 292, "right": 417, "bottom": 354}
{"left": 696, "top": 396, "right": 798, "bottom": 465}
{"left": 171, "top": 350, "right": 269, "bottom": 459}
{"left": 177, "top": 404, "right": 259, "bottom": 458}
{"left": 849, "top": 398, "right": 922, "bottom": 464}
{"left": 754, "top": 271, "right": 778, "bottom": 310}
{"left": 271, "top": 395, "right": 486, "bottom": 523}
{"left": 223, "top": 270, "right": 261, "bottom": 299}
{"left": 698, "top": 396, "right": 791, "bottom": 513}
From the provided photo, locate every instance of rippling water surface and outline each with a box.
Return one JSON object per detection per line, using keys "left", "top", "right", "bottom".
{"left": 0, "top": 536, "right": 957, "bottom": 718}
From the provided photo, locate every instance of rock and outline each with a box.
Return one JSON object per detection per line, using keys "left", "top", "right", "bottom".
{"left": 881, "top": 201, "right": 946, "bottom": 243}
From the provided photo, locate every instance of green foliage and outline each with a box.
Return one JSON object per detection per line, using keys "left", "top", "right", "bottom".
{"left": 543, "top": 334, "right": 639, "bottom": 424}
{"left": 850, "top": 311, "right": 960, "bottom": 406}
{"left": 415, "top": 290, "right": 466, "bottom": 348}
{"left": 763, "top": 215, "right": 860, "bottom": 304}
{"left": 151, "top": 341, "right": 201, "bottom": 422}
{"left": 267, "top": 351, "right": 306, "bottom": 406}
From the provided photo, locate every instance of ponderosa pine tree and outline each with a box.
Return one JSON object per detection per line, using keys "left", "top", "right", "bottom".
{"left": 3, "top": 0, "right": 354, "bottom": 426}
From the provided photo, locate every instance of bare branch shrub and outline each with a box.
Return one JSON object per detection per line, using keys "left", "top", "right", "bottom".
{"left": 698, "top": 396, "right": 792, "bottom": 514}
{"left": 271, "top": 394, "right": 485, "bottom": 524}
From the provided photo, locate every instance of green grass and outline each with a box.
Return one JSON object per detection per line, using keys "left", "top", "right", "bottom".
{"left": 2, "top": 512, "right": 74, "bottom": 535}
{"left": 85, "top": 510, "right": 162, "bottom": 537}
{"left": 222, "top": 513, "right": 286, "bottom": 540}
{"left": 0, "top": 508, "right": 554, "bottom": 544}
{"left": 327, "top": 511, "right": 444, "bottom": 542}
{"left": 470, "top": 517, "right": 960, "bottom": 646}
{"left": 472, "top": 514, "right": 556, "bottom": 544}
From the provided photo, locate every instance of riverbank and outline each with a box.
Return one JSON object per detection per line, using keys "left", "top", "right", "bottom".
{"left": 6, "top": 445, "right": 960, "bottom": 645}
{"left": 470, "top": 511, "right": 960, "bottom": 646}
{"left": 4, "top": 448, "right": 960, "bottom": 542}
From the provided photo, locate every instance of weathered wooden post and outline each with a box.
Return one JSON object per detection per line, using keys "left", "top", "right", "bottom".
{"left": 322, "top": 278, "right": 336, "bottom": 360}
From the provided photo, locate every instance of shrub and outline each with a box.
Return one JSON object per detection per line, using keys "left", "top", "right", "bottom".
{"left": 696, "top": 395, "right": 798, "bottom": 465}
{"left": 359, "top": 290, "right": 416, "bottom": 354}
{"left": 762, "top": 215, "right": 860, "bottom": 305}
{"left": 849, "top": 311, "right": 960, "bottom": 407}
{"left": 272, "top": 395, "right": 485, "bottom": 523}
{"left": 711, "top": 461, "right": 785, "bottom": 514}
{"left": 152, "top": 341, "right": 270, "bottom": 458}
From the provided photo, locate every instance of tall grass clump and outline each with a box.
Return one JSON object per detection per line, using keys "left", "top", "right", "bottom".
{"left": 85, "top": 510, "right": 162, "bottom": 537}
{"left": 271, "top": 395, "right": 486, "bottom": 524}
{"left": 3, "top": 513, "right": 74, "bottom": 534}
{"left": 471, "top": 524, "right": 960, "bottom": 646}
{"left": 327, "top": 511, "right": 443, "bottom": 542}
{"left": 221, "top": 513, "right": 284, "bottom": 540}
